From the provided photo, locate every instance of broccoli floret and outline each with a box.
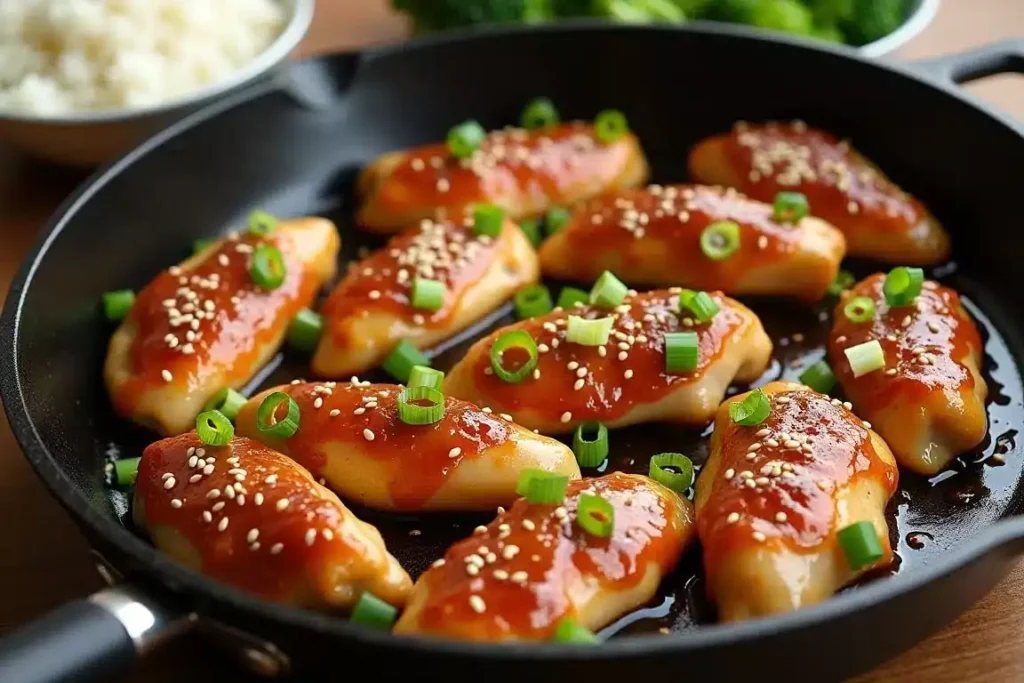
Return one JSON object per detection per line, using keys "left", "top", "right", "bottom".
{"left": 748, "top": 0, "right": 815, "bottom": 35}
{"left": 811, "top": 22, "right": 846, "bottom": 43}
{"left": 844, "top": 0, "right": 906, "bottom": 44}
{"left": 593, "top": 0, "right": 687, "bottom": 22}
{"left": 704, "top": 0, "right": 762, "bottom": 22}
{"left": 670, "top": 0, "right": 719, "bottom": 18}
{"left": 390, "top": 0, "right": 553, "bottom": 32}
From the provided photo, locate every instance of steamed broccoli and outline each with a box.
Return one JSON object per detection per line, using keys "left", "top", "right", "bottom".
{"left": 748, "top": 0, "right": 815, "bottom": 35}
{"left": 391, "top": 0, "right": 553, "bottom": 33}
{"left": 845, "top": 0, "right": 906, "bottom": 44}
{"left": 807, "top": 0, "right": 854, "bottom": 25}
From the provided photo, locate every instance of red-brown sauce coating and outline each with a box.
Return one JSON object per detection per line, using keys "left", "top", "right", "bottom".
{"left": 115, "top": 230, "right": 320, "bottom": 414}
{"left": 413, "top": 473, "right": 688, "bottom": 639}
{"left": 370, "top": 123, "right": 634, "bottom": 214}
{"left": 699, "top": 389, "right": 898, "bottom": 584}
{"left": 720, "top": 121, "right": 928, "bottom": 234}
{"left": 262, "top": 381, "right": 513, "bottom": 509}
{"left": 828, "top": 275, "right": 983, "bottom": 412}
{"left": 320, "top": 217, "right": 499, "bottom": 341}
{"left": 468, "top": 289, "right": 747, "bottom": 423}
{"left": 560, "top": 184, "right": 807, "bottom": 288}
{"left": 137, "top": 433, "right": 363, "bottom": 601}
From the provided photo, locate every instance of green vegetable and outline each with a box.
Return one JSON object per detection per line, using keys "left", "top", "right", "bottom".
{"left": 748, "top": 0, "right": 815, "bottom": 35}
{"left": 812, "top": 22, "right": 846, "bottom": 43}
{"left": 846, "top": 0, "right": 905, "bottom": 44}
{"left": 809, "top": 0, "right": 854, "bottom": 24}
{"left": 595, "top": 0, "right": 686, "bottom": 22}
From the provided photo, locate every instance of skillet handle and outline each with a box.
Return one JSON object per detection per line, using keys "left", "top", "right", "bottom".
{"left": 907, "top": 38, "right": 1024, "bottom": 85}
{"left": 0, "top": 583, "right": 189, "bottom": 683}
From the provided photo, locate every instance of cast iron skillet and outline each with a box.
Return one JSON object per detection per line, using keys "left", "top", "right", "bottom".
{"left": 1, "top": 21, "right": 1023, "bottom": 683}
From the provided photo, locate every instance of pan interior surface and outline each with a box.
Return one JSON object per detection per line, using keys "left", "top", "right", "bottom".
{"left": 7, "top": 25, "right": 1024, "bottom": 651}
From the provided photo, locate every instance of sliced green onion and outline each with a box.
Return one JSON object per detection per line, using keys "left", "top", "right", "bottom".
{"left": 665, "top": 331, "right": 699, "bottom": 373}
{"left": 411, "top": 277, "right": 445, "bottom": 312}
{"left": 351, "top": 591, "right": 397, "bottom": 630}
{"left": 594, "top": 109, "right": 628, "bottom": 143}
{"left": 521, "top": 97, "right": 559, "bottom": 130}
{"left": 577, "top": 494, "right": 614, "bottom": 537}
{"left": 553, "top": 618, "right": 599, "bottom": 644}
{"left": 828, "top": 270, "right": 855, "bottom": 296}
{"left": 544, "top": 206, "right": 572, "bottom": 236}
{"left": 115, "top": 457, "right": 140, "bottom": 487}
{"left": 589, "top": 270, "right": 628, "bottom": 309}
{"left": 196, "top": 410, "right": 234, "bottom": 446}
{"left": 729, "top": 389, "right": 771, "bottom": 426}
{"left": 102, "top": 290, "right": 135, "bottom": 322}
{"left": 286, "top": 308, "right": 323, "bottom": 353}
{"left": 515, "top": 468, "right": 569, "bottom": 504}
{"left": 845, "top": 339, "right": 885, "bottom": 378}
{"left": 557, "top": 287, "right": 590, "bottom": 310}
{"left": 203, "top": 388, "right": 247, "bottom": 421}
{"left": 382, "top": 340, "right": 431, "bottom": 384}
{"left": 489, "top": 330, "right": 538, "bottom": 383}
{"left": 648, "top": 452, "right": 694, "bottom": 492}
{"left": 408, "top": 365, "right": 444, "bottom": 390}
{"left": 678, "top": 290, "right": 720, "bottom": 323}
{"left": 572, "top": 422, "right": 609, "bottom": 467}
{"left": 843, "top": 296, "right": 875, "bottom": 323}
{"left": 772, "top": 191, "right": 809, "bottom": 223}
{"left": 473, "top": 203, "right": 505, "bottom": 237}
{"left": 447, "top": 119, "right": 486, "bottom": 159}
{"left": 883, "top": 266, "right": 924, "bottom": 307}
{"left": 249, "top": 244, "right": 286, "bottom": 290}
{"left": 397, "top": 386, "right": 445, "bottom": 425}
{"left": 256, "top": 392, "right": 301, "bottom": 438}
{"left": 247, "top": 209, "right": 278, "bottom": 236}
{"left": 519, "top": 218, "right": 543, "bottom": 247}
{"left": 700, "top": 221, "right": 741, "bottom": 260}
{"left": 193, "top": 238, "right": 216, "bottom": 254}
{"left": 514, "top": 284, "right": 553, "bottom": 320}
{"left": 799, "top": 360, "right": 837, "bottom": 394}
{"left": 566, "top": 315, "right": 614, "bottom": 346}
{"left": 838, "top": 520, "right": 885, "bottom": 571}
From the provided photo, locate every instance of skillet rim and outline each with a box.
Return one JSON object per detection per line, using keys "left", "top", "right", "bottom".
{"left": 3, "top": 19, "right": 1024, "bottom": 661}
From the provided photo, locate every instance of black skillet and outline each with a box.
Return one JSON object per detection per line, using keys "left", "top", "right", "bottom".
{"left": 1, "top": 21, "right": 1023, "bottom": 683}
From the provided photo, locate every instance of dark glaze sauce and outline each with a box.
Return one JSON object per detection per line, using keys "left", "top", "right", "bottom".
{"left": 411, "top": 473, "right": 690, "bottom": 639}
{"left": 260, "top": 381, "right": 513, "bottom": 509}
{"left": 367, "top": 122, "right": 636, "bottom": 214}
{"left": 114, "top": 229, "right": 321, "bottom": 415}
{"left": 829, "top": 274, "right": 983, "bottom": 410}
{"left": 699, "top": 388, "right": 899, "bottom": 585}
{"left": 557, "top": 184, "right": 808, "bottom": 288}
{"left": 718, "top": 121, "right": 929, "bottom": 234}
{"left": 467, "top": 289, "right": 747, "bottom": 424}
{"left": 136, "top": 433, "right": 361, "bottom": 601}
{"left": 320, "top": 217, "right": 500, "bottom": 337}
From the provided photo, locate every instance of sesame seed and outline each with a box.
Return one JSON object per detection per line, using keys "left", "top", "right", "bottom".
{"left": 270, "top": 543, "right": 284, "bottom": 555}
{"left": 362, "top": 428, "right": 377, "bottom": 442}
{"left": 313, "top": 397, "right": 323, "bottom": 409}
{"left": 305, "top": 529, "right": 317, "bottom": 546}
{"left": 755, "top": 428, "right": 771, "bottom": 438}
{"left": 469, "top": 596, "right": 486, "bottom": 614}
{"left": 724, "top": 468, "right": 735, "bottom": 479}
{"left": 510, "top": 571, "right": 529, "bottom": 584}
{"left": 624, "top": 369, "right": 633, "bottom": 379}
{"left": 765, "top": 439, "right": 779, "bottom": 448}
{"left": 752, "top": 531, "right": 766, "bottom": 542}
{"left": 203, "top": 464, "right": 215, "bottom": 475}
{"left": 432, "top": 559, "right": 446, "bottom": 568}
{"left": 161, "top": 369, "right": 173, "bottom": 382}
{"left": 560, "top": 411, "right": 572, "bottom": 423}
{"left": 322, "top": 529, "right": 334, "bottom": 541}
{"left": 206, "top": 489, "right": 221, "bottom": 499}
{"left": 212, "top": 501, "right": 225, "bottom": 512}
{"left": 368, "top": 290, "right": 381, "bottom": 300}
{"left": 727, "top": 512, "right": 740, "bottom": 524}
{"left": 163, "top": 477, "right": 176, "bottom": 490}
{"left": 202, "top": 511, "right": 212, "bottom": 523}
{"left": 843, "top": 401, "right": 853, "bottom": 410}
{"left": 522, "top": 519, "right": 535, "bottom": 531}
{"left": 170, "top": 499, "right": 182, "bottom": 509}
{"left": 573, "top": 379, "right": 585, "bottom": 391}
{"left": 264, "top": 474, "right": 278, "bottom": 485}
{"left": 502, "top": 545, "right": 520, "bottom": 560}
{"left": 863, "top": 421, "right": 872, "bottom": 429}
{"left": 329, "top": 409, "right": 340, "bottom": 417}
{"left": 276, "top": 498, "right": 289, "bottom": 511}
{"left": 189, "top": 474, "right": 202, "bottom": 483}
{"left": 247, "top": 529, "right": 260, "bottom": 543}
{"left": 217, "top": 517, "right": 229, "bottom": 532}
{"left": 885, "top": 368, "right": 898, "bottom": 376}
{"left": 775, "top": 512, "right": 788, "bottom": 523}
{"left": 474, "top": 525, "right": 488, "bottom": 535}
{"left": 747, "top": 443, "right": 762, "bottom": 452}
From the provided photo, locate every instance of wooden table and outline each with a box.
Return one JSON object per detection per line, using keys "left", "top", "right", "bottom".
{"left": 1, "top": 2, "right": 1021, "bottom": 681}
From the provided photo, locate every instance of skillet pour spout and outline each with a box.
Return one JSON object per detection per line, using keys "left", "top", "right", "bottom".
{"left": 1, "top": 25, "right": 1023, "bottom": 683}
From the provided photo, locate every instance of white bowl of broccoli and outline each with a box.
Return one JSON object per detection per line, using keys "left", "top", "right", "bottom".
{"left": 390, "top": 0, "right": 940, "bottom": 57}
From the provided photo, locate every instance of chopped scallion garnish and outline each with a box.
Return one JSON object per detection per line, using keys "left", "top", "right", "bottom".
{"left": 557, "top": 286, "right": 590, "bottom": 310}
{"left": 473, "top": 203, "right": 505, "bottom": 237}
{"left": 515, "top": 469, "right": 569, "bottom": 504}
{"left": 397, "top": 386, "right": 445, "bottom": 425}
{"left": 247, "top": 210, "right": 278, "bottom": 236}
{"left": 577, "top": 494, "right": 614, "bottom": 537}
{"left": 521, "top": 97, "right": 560, "bottom": 130}
{"left": 828, "top": 270, "right": 855, "bottom": 296}
{"left": 489, "top": 330, "right": 538, "bottom": 383}
{"left": 193, "top": 238, "right": 216, "bottom": 254}
{"left": 553, "top": 618, "right": 599, "bottom": 644}
{"left": 203, "top": 387, "right": 247, "bottom": 421}
{"left": 838, "top": 520, "right": 885, "bottom": 571}
{"left": 382, "top": 340, "right": 430, "bottom": 384}
{"left": 678, "top": 289, "right": 719, "bottom": 323}
{"left": 772, "top": 191, "right": 809, "bottom": 223}
{"left": 249, "top": 244, "right": 286, "bottom": 290}
{"left": 447, "top": 120, "right": 486, "bottom": 159}
{"left": 845, "top": 339, "right": 885, "bottom": 378}
{"left": 196, "top": 410, "right": 234, "bottom": 446}
{"left": 518, "top": 218, "right": 543, "bottom": 247}
{"left": 256, "top": 392, "right": 301, "bottom": 438}
{"left": 286, "top": 308, "right": 323, "bottom": 353}
{"left": 115, "top": 457, "right": 141, "bottom": 487}
{"left": 351, "top": 591, "right": 397, "bottom": 630}
{"left": 729, "top": 389, "right": 771, "bottom": 426}
{"left": 589, "top": 270, "right": 628, "bottom": 309}
{"left": 700, "top": 221, "right": 741, "bottom": 260}
{"left": 799, "top": 360, "right": 837, "bottom": 394}
{"left": 544, "top": 206, "right": 572, "bottom": 236}
{"left": 411, "top": 277, "right": 445, "bottom": 312}
{"left": 408, "top": 365, "right": 444, "bottom": 390}
{"left": 572, "top": 422, "right": 609, "bottom": 467}
{"left": 883, "top": 266, "right": 924, "bottom": 307}
{"left": 648, "top": 452, "right": 693, "bottom": 492}
{"left": 594, "top": 109, "right": 628, "bottom": 143}
{"left": 664, "top": 331, "right": 699, "bottom": 373}
{"left": 843, "top": 296, "right": 875, "bottom": 323}
{"left": 514, "top": 284, "right": 553, "bottom": 320}
{"left": 565, "top": 315, "right": 614, "bottom": 346}
{"left": 102, "top": 289, "right": 135, "bottom": 322}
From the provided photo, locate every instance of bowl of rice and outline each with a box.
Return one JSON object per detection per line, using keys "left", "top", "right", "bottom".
{"left": 0, "top": 0, "right": 314, "bottom": 165}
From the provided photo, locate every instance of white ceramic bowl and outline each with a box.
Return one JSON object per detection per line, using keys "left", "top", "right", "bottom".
{"left": 0, "top": 0, "right": 315, "bottom": 166}
{"left": 858, "top": 0, "right": 941, "bottom": 58}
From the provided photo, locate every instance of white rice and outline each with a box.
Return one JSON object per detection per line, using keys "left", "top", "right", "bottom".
{"left": 0, "top": 0, "right": 287, "bottom": 116}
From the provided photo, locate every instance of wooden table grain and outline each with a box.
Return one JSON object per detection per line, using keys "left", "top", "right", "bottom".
{"left": 0, "top": 1, "right": 1021, "bottom": 681}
